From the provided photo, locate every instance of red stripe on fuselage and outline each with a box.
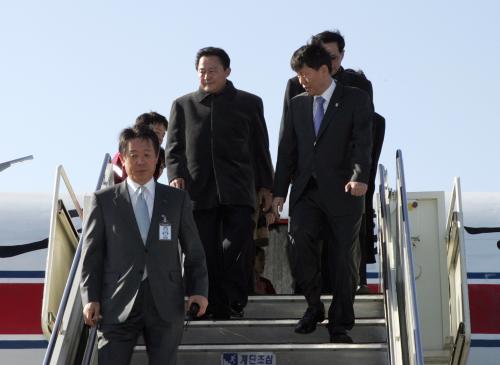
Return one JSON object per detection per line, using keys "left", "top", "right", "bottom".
{"left": 469, "top": 284, "right": 500, "bottom": 334}
{"left": 1, "top": 282, "right": 498, "bottom": 335}
{"left": 368, "top": 284, "right": 380, "bottom": 293}
{"left": 0, "top": 284, "right": 43, "bottom": 334}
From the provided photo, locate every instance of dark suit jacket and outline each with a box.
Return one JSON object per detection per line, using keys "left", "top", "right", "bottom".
{"left": 281, "top": 67, "right": 383, "bottom": 263}
{"left": 166, "top": 80, "right": 274, "bottom": 210}
{"left": 80, "top": 181, "right": 208, "bottom": 325}
{"left": 274, "top": 82, "right": 373, "bottom": 216}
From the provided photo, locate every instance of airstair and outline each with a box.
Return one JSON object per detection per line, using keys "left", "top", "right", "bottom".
{"left": 132, "top": 294, "right": 387, "bottom": 364}
{"left": 41, "top": 150, "right": 471, "bottom": 365}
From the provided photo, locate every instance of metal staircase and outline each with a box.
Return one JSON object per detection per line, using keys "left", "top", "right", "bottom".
{"left": 130, "top": 295, "right": 388, "bottom": 365}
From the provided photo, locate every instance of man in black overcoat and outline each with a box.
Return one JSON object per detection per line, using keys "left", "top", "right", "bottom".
{"left": 166, "top": 47, "right": 274, "bottom": 319}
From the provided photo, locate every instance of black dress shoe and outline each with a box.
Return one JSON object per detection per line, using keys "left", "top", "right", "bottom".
{"left": 204, "top": 305, "right": 230, "bottom": 320}
{"left": 230, "top": 302, "right": 244, "bottom": 318}
{"left": 294, "top": 306, "right": 325, "bottom": 334}
{"left": 330, "top": 332, "right": 353, "bottom": 343}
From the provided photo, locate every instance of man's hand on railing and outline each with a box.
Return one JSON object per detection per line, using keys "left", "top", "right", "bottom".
{"left": 83, "top": 302, "right": 102, "bottom": 327}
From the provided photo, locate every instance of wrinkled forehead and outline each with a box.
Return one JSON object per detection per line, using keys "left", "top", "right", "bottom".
{"left": 126, "top": 137, "right": 155, "bottom": 152}
{"left": 197, "top": 55, "right": 225, "bottom": 70}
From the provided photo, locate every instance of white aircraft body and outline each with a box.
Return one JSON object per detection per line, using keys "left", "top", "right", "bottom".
{"left": 0, "top": 188, "right": 499, "bottom": 364}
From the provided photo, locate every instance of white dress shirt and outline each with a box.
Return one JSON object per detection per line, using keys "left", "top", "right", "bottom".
{"left": 127, "top": 177, "right": 155, "bottom": 219}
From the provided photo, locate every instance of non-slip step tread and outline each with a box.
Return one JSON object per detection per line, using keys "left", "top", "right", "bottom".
{"left": 180, "top": 320, "right": 387, "bottom": 345}
{"left": 246, "top": 294, "right": 383, "bottom": 301}
{"left": 178, "top": 343, "right": 388, "bottom": 350}
{"left": 184, "top": 318, "right": 385, "bottom": 326}
{"left": 230, "top": 295, "right": 385, "bottom": 319}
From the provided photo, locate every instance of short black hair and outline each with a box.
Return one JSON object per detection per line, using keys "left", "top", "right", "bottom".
{"left": 311, "top": 30, "right": 345, "bottom": 52}
{"left": 290, "top": 44, "right": 332, "bottom": 74}
{"left": 195, "top": 47, "right": 230, "bottom": 70}
{"left": 118, "top": 125, "right": 160, "bottom": 156}
{"left": 135, "top": 111, "right": 168, "bottom": 130}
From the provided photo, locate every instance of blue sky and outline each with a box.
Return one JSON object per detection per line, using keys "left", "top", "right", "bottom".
{"left": 1, "top": 0, "right": 499, "bottom": 194}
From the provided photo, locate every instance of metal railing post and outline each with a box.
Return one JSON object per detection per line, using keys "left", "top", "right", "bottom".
{"left": 395, "top": 150, "right": 424, "bottom": 365}
{"left": 378, "top": 150, "right": 425, "bottom": 365}
{"left": 446, "top": 177, "right": 471, "bottom": 365}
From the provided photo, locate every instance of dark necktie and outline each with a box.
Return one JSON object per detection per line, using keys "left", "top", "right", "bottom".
{"left": 313, "top": 96, "right": 325, "bottom": 136}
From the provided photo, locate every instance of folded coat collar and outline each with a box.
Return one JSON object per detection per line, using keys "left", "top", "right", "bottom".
{"left": 193, "top": 80, "right": 237, "bottom": 102}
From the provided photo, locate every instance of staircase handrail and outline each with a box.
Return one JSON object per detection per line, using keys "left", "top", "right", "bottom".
{"left": 395, "top": 150, "right": 424, "bottom": 365}
{"left": 446, "top": 177, "right": 471, "bottom": 365}
{"left": 42, "top": 153, "right": 112, "bottom": 365}
{"left": 377, "top": 150, "right": 425, "bottom": 365}
{"left": 377, "top": 164, "right": 402, "bottom": 364}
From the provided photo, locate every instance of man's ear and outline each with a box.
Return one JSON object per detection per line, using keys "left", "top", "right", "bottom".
{"left": 320, "top": 64, "right": 330, "bottom": 76}
{"left": 224, "top": 67, "right": 231, "bottom": 78}
{"left": 340, "top": 50, "right": 345, "bottom": 63}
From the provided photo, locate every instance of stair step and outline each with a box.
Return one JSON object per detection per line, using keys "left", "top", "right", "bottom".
{"left": 244, "top": 294, "right": 384, "bottom": 319}
{"left": 132, "top": 343, "right": 389, "bottom": 365}
{"left": 180, "top": 318, "right": 386, "bottom": 345}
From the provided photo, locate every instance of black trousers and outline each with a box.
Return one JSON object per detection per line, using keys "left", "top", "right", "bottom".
{"left": 97, "top": 279, "right": 183, "bottom": 365}
{"left": 321, "top": 216, "right": 364, "bottom": 292}
{"left": 289, "top": 181, "right": 361, "bottom": 332}
{"left": 193, "top": 205, "right": 254, "bottom": 314}
{"left": 319, "top": 114, "right": 386, "bottom": 290}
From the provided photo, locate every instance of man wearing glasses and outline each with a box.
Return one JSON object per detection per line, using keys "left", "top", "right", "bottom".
{"left": 281, "top": 30, "right": 373, "bottom": 121}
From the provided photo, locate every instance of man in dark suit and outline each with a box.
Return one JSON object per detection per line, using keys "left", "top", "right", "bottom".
{"left": 80, "top": 126, "right": 208, "bottom": 365}
{"left": 166, "top": 47, "right": 274, "bottom": 319}
{"left": 273, "top": 44, "right": 372, "bottom": 343}
{"left": 281, "top": 30, "right": 385, "bottom": 293}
